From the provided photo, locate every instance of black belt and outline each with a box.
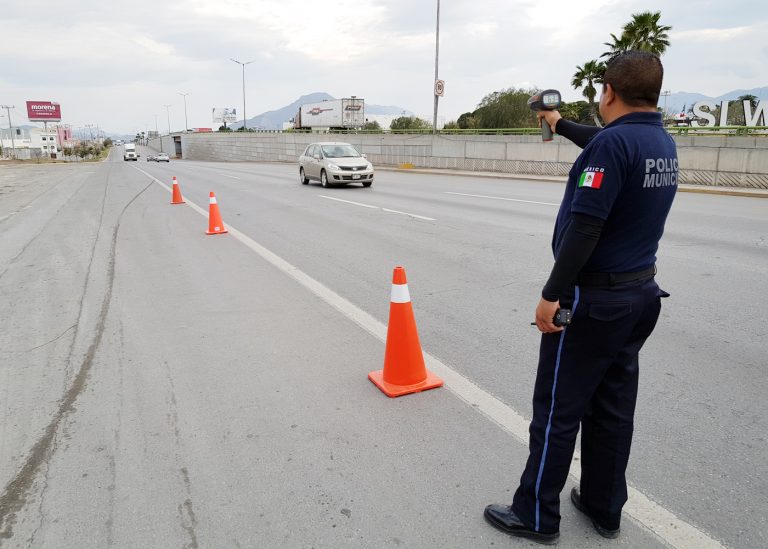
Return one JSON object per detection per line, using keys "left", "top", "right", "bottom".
{"left": 577, "top": 265, "right": 656, "bottom": 286}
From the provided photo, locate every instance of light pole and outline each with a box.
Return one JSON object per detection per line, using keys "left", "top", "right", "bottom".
{"left": 1, "top": 105, "right": 17, "bottom": 159}
{"left": 230, "top": 58, "right": 256, "bottom": 130}
{"left": 660, "top": 90, "right": 671, "bottom": 121}
{"left": 163, "top": 104, "right": 172, "bottom": 134}
{"left": 154, "top": 114, "right": 164, "bottom": 152}
{"left": 178, "top": 92, "right": 190, "bottom": 131}
{"left": 432, "top": 0, "right": 440, "bottom": 134}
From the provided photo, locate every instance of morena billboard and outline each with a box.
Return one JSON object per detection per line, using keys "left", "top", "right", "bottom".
{"left": 26, "top": 101, "right": 62, "bottom": 122}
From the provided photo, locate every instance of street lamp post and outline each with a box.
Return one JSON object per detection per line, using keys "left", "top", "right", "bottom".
{"left": 163, "top": 104, "right": 172, "bottom": 134}
{"left": 154, "top": 114, "right": 163, "bottom": 152}
{"left": 178, "top": 92, "right": 190, "bottom": 131}
{"left": 432, "top": 0, "right": 440, "bottom": 134}
{"left": 230, "top": 58, "right": 256, "bottom": 130}
{"left": 660, "top": 90, "right": 671, "bottom": 121}
{"left": 1, "top": 105, "right": 17, "bottom": 158}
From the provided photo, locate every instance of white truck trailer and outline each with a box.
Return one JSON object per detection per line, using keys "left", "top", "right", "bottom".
{"left": 123, "top": 143, "right": 138, "bottom": 161}
{"left": 293, "top": 97, "right": 365, "bottom": 131}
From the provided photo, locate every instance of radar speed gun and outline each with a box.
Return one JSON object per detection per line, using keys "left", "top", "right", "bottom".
{"left": 528, "top": 89, "right": 562, "bottom": 142}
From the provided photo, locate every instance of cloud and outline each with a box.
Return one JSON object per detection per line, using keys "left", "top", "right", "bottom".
{"left": 672, "top": 26, "right": 753, "bottom": 41}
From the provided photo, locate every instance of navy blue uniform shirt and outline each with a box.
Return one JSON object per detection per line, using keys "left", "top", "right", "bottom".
{"left": 553, "top": 111, "right": 678, "bottom": 273}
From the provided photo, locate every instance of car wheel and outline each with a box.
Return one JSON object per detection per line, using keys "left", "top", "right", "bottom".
{"left": 321, "top": 170, "right": 330, "bottom": 188}
{"left": 362, "top": 181, "right": 372, "bottom": 188}
{"left": 300, "top": 167, "right": 309, "bottom": 185}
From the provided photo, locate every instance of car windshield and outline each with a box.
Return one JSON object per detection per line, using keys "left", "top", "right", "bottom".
{"left": 321, "top": 145, "right": 360, "bottom": 158}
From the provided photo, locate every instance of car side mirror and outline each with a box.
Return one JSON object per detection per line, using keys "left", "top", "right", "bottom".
{"left": 361, "top": 153, "right": 367, "bottom": 159}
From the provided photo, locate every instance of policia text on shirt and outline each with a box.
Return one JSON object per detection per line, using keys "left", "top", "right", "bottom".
{"left": 484, "top": 51, "right": 677, "bottom": 545}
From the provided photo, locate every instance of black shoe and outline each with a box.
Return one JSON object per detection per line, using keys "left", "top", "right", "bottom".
{"left": 484, "top": 504, "right": 560, "bottom": 545}
{"left": 570, "top": 488, "right": 620, "bottom": 539}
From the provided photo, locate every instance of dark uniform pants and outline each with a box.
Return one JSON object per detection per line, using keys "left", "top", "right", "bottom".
{"left": 512, "top": 277, "right": 664, "bottom": 534}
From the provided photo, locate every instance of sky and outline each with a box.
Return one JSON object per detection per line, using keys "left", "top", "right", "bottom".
{"left": 1, "top": 0, "right": 766, "bottom": 135}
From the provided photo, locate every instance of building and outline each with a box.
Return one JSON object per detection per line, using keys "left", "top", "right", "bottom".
{"left": 0, "top": 127, "right": 62, "bottom": 159}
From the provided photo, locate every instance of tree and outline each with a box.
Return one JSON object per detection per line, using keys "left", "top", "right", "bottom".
{"left": 472, "top": 88, "right": 538, "bottom": 128}
{"left": 457, "top": 112, "right": 479, "bottom": 129}
{"left": 721, "top": 95, "right": 761, "bottom": 126}
{"left": 390, "top": 116, "right": 431, "bottom": 131}
{"left": 443, "top": 120, "right": 460, "bottom": 130}
{"left": 558, "top": 101, "right": 593, "bottom": 124}
{"left": 363, "top": 120, "right": 381, "bottom": 131}
{"left": 572, "top": 60, "right": 606, "bottom": 122}
{"left": 603, "top": 11, "right": 671, "bottom": 58}
{"left": 218, "top": 125, "right": 232, "bottom": 131}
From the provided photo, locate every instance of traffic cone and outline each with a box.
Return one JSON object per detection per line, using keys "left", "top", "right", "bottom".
{"left": 170, "top": 176, "right": 185, "bottom": 204}
{"left": 368, "top": 266, "right": 443, "bottom": 397}
{"left": 205, "top": 191, "right": 228, "bottom": 235}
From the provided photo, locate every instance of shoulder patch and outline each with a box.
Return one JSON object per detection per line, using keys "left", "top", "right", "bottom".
{"left": 578, "top": 166, "right": 605, "bottom": 189}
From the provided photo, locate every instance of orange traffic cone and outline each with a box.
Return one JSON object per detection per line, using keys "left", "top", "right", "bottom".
{"left": 171, "top": 176, "right": 185, "bottom": 204}
{"left": 368, "top": 266, "right": 443, "bottom": 397}
{"left": 205, "top": 191, "right": 228, "bottom": 235}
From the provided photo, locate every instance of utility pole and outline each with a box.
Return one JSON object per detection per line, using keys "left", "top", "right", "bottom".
{"left": 163, "top": 104, "right": 172, "bottom": 134}
{"left": 85, "top": 124, "right": 95, "bottom": 144}
{"left": 154, "top": 114, "right": 163, "bottom": 152}
{"left": 179, "top": 92, "right": 190, "bottom": 131}
{"left": 230, "top": 58, "right": 256, "bottom": 130}
{"left": 1, "top": 105, "right": 17, "bottom": 159}
{"left": 660, "top": 90, "right": 671, "bottom": 122}
{"left": 432, "top": 0, "right": 441, "bottom": 134}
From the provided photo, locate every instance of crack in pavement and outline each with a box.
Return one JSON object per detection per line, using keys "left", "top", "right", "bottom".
{"left": 0, "top": 176, "right": 154, "bottom": 544}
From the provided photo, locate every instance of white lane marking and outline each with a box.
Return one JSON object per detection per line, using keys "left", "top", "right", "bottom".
{"left": 134, "top": 165, "right": 726, "bottom": 549}
{"left": 445, "top": 191, "right": 559, "bottom": 206}
{"left": 319, "top": 195, "right": 436, "bottom": 221}
{"left": 221, "top": 174, "right": 241, "bottom": 180}
{"left": 381, "top": 208, "right": 436, "bottom": 221}
{"left": 318, "top": 195, "right": 377, "bottom": 209}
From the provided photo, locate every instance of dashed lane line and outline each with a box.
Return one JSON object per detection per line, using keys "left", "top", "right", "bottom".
{"left": 319, "top": 194, "right": 436, "bottom": 221}
{"left": 445, "top": 191, "right": 559, "bottom": 206}
{"left": 133, "top": 166, "right": 727, "bottom": 549}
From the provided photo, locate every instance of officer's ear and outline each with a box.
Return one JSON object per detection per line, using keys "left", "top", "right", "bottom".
{"left": 602, "top": 83, "right": 617, "bottom": 107}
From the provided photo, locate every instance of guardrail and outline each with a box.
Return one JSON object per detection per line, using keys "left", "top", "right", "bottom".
{"left": 667, "top": 126, "right": 768, "bottom": 136}
{"left": 213, "top": 126, "right": 768, "bottom": 137}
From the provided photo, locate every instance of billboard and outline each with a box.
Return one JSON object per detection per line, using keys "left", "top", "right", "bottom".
{"left": 27, "top": 101, "right": 62, "bottom": 122}
{"left": 212, "top": 107, "right": 237, "bottom": 124}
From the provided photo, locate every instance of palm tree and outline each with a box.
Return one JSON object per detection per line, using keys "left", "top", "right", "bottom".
{"left": 572, "top": 60, "right": 606, "bottom": 123}
{"left": 603, "top": 11, "right": 671, "bottom": 59}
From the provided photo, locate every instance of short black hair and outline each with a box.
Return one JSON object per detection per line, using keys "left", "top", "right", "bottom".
{"left": 603, "top": 51, "right": 663, "bottom": 108}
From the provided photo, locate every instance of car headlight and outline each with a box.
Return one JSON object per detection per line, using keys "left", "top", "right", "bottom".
{"left": 327, "top": 163, "right": 340, "bottom": 171}
{"left": 366, "top": 163, "right": 373, "bottom": 170}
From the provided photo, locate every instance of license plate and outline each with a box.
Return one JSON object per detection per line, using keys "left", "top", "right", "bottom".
{"left": 352, "top": 174, "right": 361, "bottom": 179}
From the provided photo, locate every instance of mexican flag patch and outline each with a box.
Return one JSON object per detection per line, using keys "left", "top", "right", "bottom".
{"left": 578, "top": 168, "right": 604, "bottom": 189}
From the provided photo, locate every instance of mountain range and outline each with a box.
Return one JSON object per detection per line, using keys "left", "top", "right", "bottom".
{"left": 233, "top": 92, "right": 412, "bottom": 130}
{"left": 663, "top": 87, "right": 768, "bottom": 114}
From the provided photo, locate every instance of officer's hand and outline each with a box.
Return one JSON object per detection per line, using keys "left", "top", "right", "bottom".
{"left": 537, "top": 111, "right": 562, "bottom": 134}
{"left": 535, "top": 297, "right": 564, "bottom": 333}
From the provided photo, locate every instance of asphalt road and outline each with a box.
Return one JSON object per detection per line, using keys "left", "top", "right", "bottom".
{"left": 0, "top": 148, "right": 766, "bottom": 548}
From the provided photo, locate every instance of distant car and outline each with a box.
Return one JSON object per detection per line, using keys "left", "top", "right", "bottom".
{"left": 299, "top": 142, "right": 373, "bottom": 188}
{"left": 146, "top": 153, "right": 170, "bottom": 162}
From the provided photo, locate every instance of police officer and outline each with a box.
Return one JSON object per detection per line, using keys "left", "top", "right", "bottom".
{"left": 484, "top": 51, "right": 677, "bottom": 545}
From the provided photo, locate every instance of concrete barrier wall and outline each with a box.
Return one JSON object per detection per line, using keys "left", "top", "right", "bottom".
{"left": 150, "top": 132, "right": 768, "bottom": 189}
